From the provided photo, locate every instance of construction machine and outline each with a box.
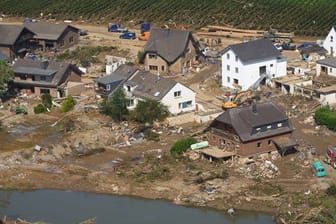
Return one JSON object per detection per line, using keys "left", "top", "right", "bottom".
{"left": 222, "top": 90, "right": 253, "bottom": 109}
{"left": 222, "top": 73, "right": 268, "bottom": 110}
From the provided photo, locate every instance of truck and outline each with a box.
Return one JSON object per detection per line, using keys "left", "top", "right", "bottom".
{"left": 140, "top": 22, "right": 150, "bottom": 34}
{"left": 108, "top": 23, "right": 128, "bottom": 33}
{"left": 325, "top": 145, "right": 336, "bottom": 168}
{"left": 119, "top": 32, "right": 136, "bottom": 40}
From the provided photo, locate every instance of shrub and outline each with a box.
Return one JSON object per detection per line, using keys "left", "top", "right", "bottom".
{"left": 326, "top": 184, "right": 336, "bottom": 197}
{"left": 170, "top": 137, "right": 197, "bottom": 157}
{"left": 41, "top": 93, "right": 52, "bottom": 109}
{"left": 34, "top": 104, "right": 47, "bottom": 114}
{"left": 315, "top": 106, "right": 336, "bottom": 131}
{"left": 60, "top": 95, "right": 76, "bottom": 113}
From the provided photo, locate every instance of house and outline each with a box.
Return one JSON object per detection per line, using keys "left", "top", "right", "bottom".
{"left": 221, "top": 39, "right": 287, "bottom": 91}
{"left": 0, "top": 24, "right": 35, "bottom": 60}
{"left": 95, "top": 64, "right": 137, "bottom": 97}
{"left": 316, "top": 57, "right": 336, "bottom": 77}
{"left": 323, "top": 26, "right": 336, "bottom": 57}
{"left": 143, "top": 28, "right": 198, "bottom": 75}
{"left": 11, "top": 58, "right": 83, "bottom": 97}
{"left": 207, "top": 102, "right": 297, "bottom": 157}
{"left": 24, "top": 22, "right": 80, "bottom": 51}
{"left": 124, "top": 70, "right": 196, "bottom": 114}
{"left": 298, "top": 43, "right": 327, "bottom": 61}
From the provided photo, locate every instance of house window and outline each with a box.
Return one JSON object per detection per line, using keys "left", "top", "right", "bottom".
{"left": 40, "top": 76, "right": 46, "bottom": 81}
{"left": 227, "top": 65, "right": 230, "bottom": 71}
{"left": 256, "top": 127, "right": 261, "bottom": 132}
{"left": 330, "top": 68, "right": 333, "bottom": 73}
{"left": 235, "top": 55, "right": 238, "bottom": 62}
{"left": 277, "top": 123, "right": 282, "bottom": 128}
{"left": 235, "top": 67, "right": 239, "bottom": 73}
{"left": 174, "top": 91, "right": 181, "bottom": 97}
{"left": 331, "top": 36, "right": 334, "bottom": 42}
{"left": 60, "top": 40, "right": 64, "bottom": 46}
{"left": 128, "top": 99, "right": 135, "bottom": 107}
{"left": 257, "top": 142, "right": 262, "bottom": 148}
{"left": 149, "top": 65, "right": 158, "bottom": 71}
{"left": 127, "top": 85, "right": 131, "bottom": 91}
{"left": 149, "top": 54, "right": 157, "bottom": 59}
{"left": 178, "top": 101, "right": 192, "bottom": 109}
{"left": 226, "top": 53, "right": 230, "bottom": 59}
{"left": 69, "top": 37, "right": 74, "bottom": 43}
{"left": 40, "top": 89, "right": 50, "bottom": 94}
{"left": 106, "top": 84, "right": 111, "bottom": 91}
{"left": 20, "top": 74, "right": 27, "bottom": 80}
{"left": 267, "top": 125, "right": 272, "bottom": 129}
{"left": 268, "top": 140, "right": 272, "bottom": 145}
{"left": 227, "top": 76, "right": 230, "bottom": 83}
{"left": 270, "top": 64, "right": 273, "bottom": 67}
{"left": 233, "top": 78, "right": 238, "bottom": 85}
{"left": 161, "top": 65, "right": 165, "bottom": 71}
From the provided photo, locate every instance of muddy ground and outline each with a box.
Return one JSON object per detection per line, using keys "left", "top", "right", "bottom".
{"left": 0, "top": 19, "right": 335, "bottom": 223}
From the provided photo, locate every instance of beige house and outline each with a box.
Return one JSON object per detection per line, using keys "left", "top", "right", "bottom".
{"left": 24, "top": 22, "right": 80, "bottom": 51}
{"left": 12, "top": 58, "right": 83, "bottom": 97}
{"left": 143, "top": 28, "right": 198, "bottom": 75}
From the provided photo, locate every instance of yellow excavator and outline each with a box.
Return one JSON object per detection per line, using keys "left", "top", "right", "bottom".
{"left": 222, "top": 89, "right": 253, "bottom": 109}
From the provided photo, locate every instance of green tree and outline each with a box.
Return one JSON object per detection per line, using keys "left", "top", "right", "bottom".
{"left": 134, "top": 99, "right": 169, "bottom": 124}
{"left": 60, "top": 95, "right": 76, "bottom": 113}
{"left": 315, "top": 106, "right": 336, "bottom": 131}
{"left": 170, "top": 137, "right": 197, "bottom": 158}
{"left": 0, "top": 60, "right": 14, "bottom": 97}
{"left": 100, "top": 88, "right": 129, "bottom": 122}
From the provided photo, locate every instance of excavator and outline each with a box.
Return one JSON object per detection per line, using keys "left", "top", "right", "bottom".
{"left": 222, "top": 73, "right": 269, "bottom": 110}
{"left": 222, "top": 89, "right": 253, "bottom": 109}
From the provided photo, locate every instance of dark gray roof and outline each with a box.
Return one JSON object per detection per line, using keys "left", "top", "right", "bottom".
{"left": 0, "top": 25, "right": 29, "bottom": 45}
{"left": 24, "top": 22, "right": 79, "bottom": 40}
{"left": 223, "top": 39, "right": 280, "bottom": 63}
{"left": 127, "top": 70, "right": 177, "bottom": 100}
{"left": 300, "top": 45, "right": 327, "bottom": 55}
{"left": 144, "top": 28, "right": 192, "bottom": 63}
{"left": 317, "top": 57, "right": 336, "bottom": 67}
{"left": 211, "top": 102, "right": 292, "bottom": 142}
{"left": 96, "top": 64, "right": 137, "bottom": 85}
{"left": 13, "top": 59, "right": 79, "bottom": 87}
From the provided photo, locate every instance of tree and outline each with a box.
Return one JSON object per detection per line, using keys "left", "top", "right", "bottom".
{"left": 134, "top": 99, "right": 169, "bottom": 124}
{"left": 0, "top": 60, "right": 13, "bottom": 97}
{"left": 100, "top": 88, "right": 129, "bottom": 122}
{"left": 170, "top": 137, "right": 197, "bottom": 158}
{"left": 60, "top": 95, "right": 76, "bottom": 113}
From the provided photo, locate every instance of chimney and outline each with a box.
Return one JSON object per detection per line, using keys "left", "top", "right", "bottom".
{"left": 40, "top": 60, "right": 49, "bottom": 69}
{"left": 252, "top": 99, "right": 257, "bottom": 114}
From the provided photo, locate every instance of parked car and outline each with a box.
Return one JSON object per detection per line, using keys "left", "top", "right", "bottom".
{"left": 274, "top": 43, "right": 283, "bottom": 51}
{"left": 282, "top": 43, "right": 296, "bottom": 51}
{"left": 119, "top": 32, "right": 136, "bottom": 40}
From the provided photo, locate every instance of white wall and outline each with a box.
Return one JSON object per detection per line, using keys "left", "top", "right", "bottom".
{"left": 316, "top": 63, "right": 336, "bottom": 77}
{"left": 221, "top": 49, "right": 287, "bottom": 90}
{"left": 161, "top": 83, "right": 196, "bottom": 114}
{"left": 320, "top": 92, "right": 336, "bottom": 105}
{"left": 323, "top": 27, "right": 336, "bottom": 57}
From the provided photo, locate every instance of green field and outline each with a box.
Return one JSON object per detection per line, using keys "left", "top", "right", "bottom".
{"left": 0, "top": 0, "right": 335, "bottom": 36}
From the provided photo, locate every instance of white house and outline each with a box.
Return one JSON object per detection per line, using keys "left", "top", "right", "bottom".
{"left": 123, "top": 70, "right": 196, "bottom": 114}
{"left": 316, "top": 57, "right": 336, "bottom": 77}
{"left": 323, "top": 26, "right": 336, "bottom": 57}
{"left": 221, "top": 39, "right": 287, "bottom": 90}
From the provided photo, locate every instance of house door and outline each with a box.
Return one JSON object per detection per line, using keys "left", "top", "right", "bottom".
{"left": 259, "top": 66, "right": 266, "bottom": 75}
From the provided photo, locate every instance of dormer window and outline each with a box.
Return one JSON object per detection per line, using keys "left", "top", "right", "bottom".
{"left": 277, "top": 123, "right": 282, "bottom": 128}
{"left": 267, "top": 125, "right": 272, "bottom": 129}
{"left": 256, "top": 127, "right": 261, "bottom": 132}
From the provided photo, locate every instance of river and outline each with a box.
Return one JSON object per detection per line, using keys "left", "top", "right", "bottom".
{"left": 0, "top": 190, "right": 274, "bottom": 224}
